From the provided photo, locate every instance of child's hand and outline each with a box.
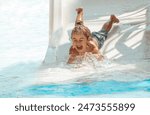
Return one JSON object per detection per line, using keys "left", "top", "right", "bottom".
{"left": 76, "top": 8, "right": 83, "bottom": 14}
{"left": 99, "top": 55, "right": 104, "bottom": 61}
{"left": 94, "top": 54, "right": 104, "bottom": 61}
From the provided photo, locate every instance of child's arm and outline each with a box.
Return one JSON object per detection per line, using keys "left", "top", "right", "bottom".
{"left": 92, "top": 48, "right": 104, "bottom": 61}
{"left": 94, "top": 52, "right": 104, "bottom": 61}
{"left": 75, "top": 8, "right": 83, "bottom": 26}
{"left": 67, "top": 46, "right": 78, "bottom": 64}
{"left": 67, "top": 54, "right": 76, "bottom": 64}
{"left": 88, "top": 41, "right": 104, "bottom": 61}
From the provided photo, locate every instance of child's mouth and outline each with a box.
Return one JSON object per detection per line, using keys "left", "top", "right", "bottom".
{"left": 76, "top": 46, "right": 83, "bottom": 50}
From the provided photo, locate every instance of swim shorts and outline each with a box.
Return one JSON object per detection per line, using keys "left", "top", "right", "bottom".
{"left": 92, "top": 29, "right": 108, "bottom": 49}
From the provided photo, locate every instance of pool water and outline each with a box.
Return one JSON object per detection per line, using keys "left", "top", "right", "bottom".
{"left": 0, "top": 60, "right": 150, "bottom": 98}
{"left": 1, "top": 66, "right": 150, "bottom": 98}
{"left": 26, "top": 79, "right": 150, "bottom": 97}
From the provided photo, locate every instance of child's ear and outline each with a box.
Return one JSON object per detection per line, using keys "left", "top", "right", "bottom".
{"left": 87, "top": 36, "right": 92, "bottom": 41}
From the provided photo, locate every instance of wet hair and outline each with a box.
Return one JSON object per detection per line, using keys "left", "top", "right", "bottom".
{"left": 71, "top": 24, "right": 92, "bottom": 40}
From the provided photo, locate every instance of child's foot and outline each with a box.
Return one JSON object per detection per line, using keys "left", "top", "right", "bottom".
{"left": 110, "top": 15, "right": 119, "bottom": 23}
{"left": 76, "top": 8, "right": 83, "bottom": 14}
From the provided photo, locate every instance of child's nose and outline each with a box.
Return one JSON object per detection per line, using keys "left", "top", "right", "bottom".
{"left": 76, "top": 41, "right": 81, "bottom": 45}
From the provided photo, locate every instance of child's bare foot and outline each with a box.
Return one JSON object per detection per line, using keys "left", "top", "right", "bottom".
{"left": 110, "top": 15, "right": 119, "bottom": 23}
{"left": 76, "top": 8, "right": 83, "bottom": 14}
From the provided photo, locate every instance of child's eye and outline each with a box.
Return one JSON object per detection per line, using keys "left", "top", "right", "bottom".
{"left": 73, "top": 40, "right": 77, "bottom": 42}
{"left": 72, "top": 38, "right": 76, "bottom": 41}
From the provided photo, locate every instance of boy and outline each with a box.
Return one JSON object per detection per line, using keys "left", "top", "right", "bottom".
{"left": 67, "top": 8, "right": 119, "bottom": 64}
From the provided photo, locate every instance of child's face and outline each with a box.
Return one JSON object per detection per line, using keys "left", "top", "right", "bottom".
{"left": 72, "top": 33, "right": 88, "bottom": 53}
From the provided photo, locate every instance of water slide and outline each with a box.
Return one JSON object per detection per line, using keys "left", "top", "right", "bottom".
{"left": 38, "top": 0, "right": 150, "bottom": 84}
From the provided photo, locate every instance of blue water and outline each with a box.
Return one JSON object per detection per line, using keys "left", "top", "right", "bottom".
{"left": 25, "top": 79, "right": 150, "bottom": 97}
{"left": 0, "top": 60, "right": 150, "bottom": 98}
{"left": 2, "top": 77, "right": 150, "bottom": 97}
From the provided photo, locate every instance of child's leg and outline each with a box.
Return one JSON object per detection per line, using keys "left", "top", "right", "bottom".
{"left": 101, "top": 15, "right": 119, "bottom": 33}
{"left": 92, "top": 15, "right": 119, "bottom": 49}
{"left": 75, "top": 8, "right": 84, "bottom": 26}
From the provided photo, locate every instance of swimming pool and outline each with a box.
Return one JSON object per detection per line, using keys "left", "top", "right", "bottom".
{"left": 0, "top": 60, "right": 150, "bottom": 98}
{"left": 26, "top": 78, "right": 150, "bottom": 98}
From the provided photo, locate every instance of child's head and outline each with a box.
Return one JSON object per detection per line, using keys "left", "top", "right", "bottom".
{"left": 71, "top": 25, "right": 92, "bottom": 53}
